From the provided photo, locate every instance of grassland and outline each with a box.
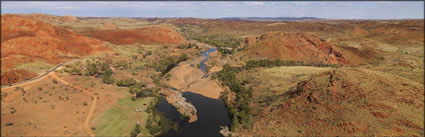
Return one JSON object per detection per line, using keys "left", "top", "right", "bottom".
{"left": 95, "top": 95, "right": 154, "bottom": 137}
{"left": 13, "top": 60, "right": 55, "bottom": 75}
{"left": 244, "top": 66, "right": 334, "bottom": 98}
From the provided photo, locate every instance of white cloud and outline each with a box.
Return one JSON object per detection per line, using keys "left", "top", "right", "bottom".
{"left": 291, "top": 2, "right": 309, "bottom": 5}
{"left": 245, "top": 2, "right": 264, "bottom": 6}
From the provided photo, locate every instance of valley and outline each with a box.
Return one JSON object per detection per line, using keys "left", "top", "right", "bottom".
{"left": 1, "top": 12, "right": 424, "bottom": 137}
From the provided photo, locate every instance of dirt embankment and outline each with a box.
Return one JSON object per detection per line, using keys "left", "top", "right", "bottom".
{"left": 84, "top": 25, "right": 186, "bottom": 45}
{"left": 239, "top": 68, "right": 424, "bottom": 136}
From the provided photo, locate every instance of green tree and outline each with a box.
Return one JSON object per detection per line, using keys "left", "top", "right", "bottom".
{"left": 149, "top": 125, "right": 161, "bottom": 135}
{"left": 86, "top": 63, "right": 98, "bottom": 76}
{"left": 101, "top": 69, "right": 115, "bottom": 84}
{"left": 231, "top": 115, "right": 240, "bottom": 131}
{"left": 146, "top": 115, "right": 153, "bottom": 129}
{"left": 130, "top": 124, "right": 141, "bottom": 137}
{"left": 146, "top": 50, "right": 152, "bottom": 56}
{"left": 52, "top": 79, "right": 58, "bottom": 84}
{"left": 116, "top": 78, "right": 137, "bottom": 87}
{"left": 71, "top": 67, "right": 82, "bottom": 75}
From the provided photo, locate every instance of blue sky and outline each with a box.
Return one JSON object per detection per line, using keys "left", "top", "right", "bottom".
{"left": 1, "top": 1, "right": 424, "bottom": 19}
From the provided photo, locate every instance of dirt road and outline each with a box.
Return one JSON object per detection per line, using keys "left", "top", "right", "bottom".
{"left": 1, "top": 60, "right": 76, "bottom": 90}
{"left": 50, "top": 73, "right": 135, "bottom": 136}
{"left": 49, "top": 73, "right": 97, "bottom": 137}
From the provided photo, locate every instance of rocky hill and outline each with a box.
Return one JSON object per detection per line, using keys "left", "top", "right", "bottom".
{"left": 239, "top": 68, "right": 424, "bottom": 136}
{"left": 1, "top": 14, "right": 109, "bottom": 85}
{"left": 84, "top": 25, "right": 186, "bottom": 45}
{"left": 239, "top": 32, "right": 352, "bottom": 65}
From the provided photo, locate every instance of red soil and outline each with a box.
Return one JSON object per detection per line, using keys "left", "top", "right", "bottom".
{"left": 62, "top": 15, "right": 79, "bottom": 23}
{"left": 85, "top": 25, "right": 186, "bottom": 45}
{"left": 1, "top": 69, "right": 39, "bottom": 86}
{"left": 246, "top": 69, "right": 424, "bottom": 136}
{"left": 242, "top": 32, "right": 349, "bottom": 64}
{"left": 1, "top": 14, "right": 110, "bottom": 85}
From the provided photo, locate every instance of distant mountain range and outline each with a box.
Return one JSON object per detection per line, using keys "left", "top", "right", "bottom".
{"left": 219, "top": 17, "right": 324, "bottom": 21}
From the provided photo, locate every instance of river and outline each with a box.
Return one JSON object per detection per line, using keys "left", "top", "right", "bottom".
{"left": 155, "top": 48, "right": 231, "bottom": 136}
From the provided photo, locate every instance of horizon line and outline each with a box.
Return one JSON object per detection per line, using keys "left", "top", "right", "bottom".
{"left": 2, "top": 13, "right": 424, "bottom": 20}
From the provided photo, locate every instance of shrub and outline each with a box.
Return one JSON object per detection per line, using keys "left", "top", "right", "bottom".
{"left": 149, "top": 125, "right": 161, "bottom": 135}
{"left": 177, "top": 44, "right": 186, "bottom": 49}
{"left": 146, "top": 106, "right": 152, "bottom": 113}
{"left": 132, "top": 55, "right": 138, "bottom": 60}
{"left": 102, "top": 68, "right": 114, "bottom": 84}
{"left": 146, "top": 115, "right": 153, "bottom": 129}
{"left": 10, "top": 107, "right": 16, "bottom": 114}
{"left": 116, "top": 78, "right": 137, "bottom": 87}
{"left": 244, "top": 59, "right": 337, "bottom": 70}
{"left": 192, "top": 34, "right": 241, "bottom": 50}
{"left": 130, "top": 124, "right": 141, "bottom": 137}
{"left": 146, "top": 50, "right": 152, "bottom": 56}
{"left": 52, "top": 79, "right": 58, "bottom": 84}
{"left": 217, "top": 64, "right": 252, "bottom": 131}
{"left": 153, "top": 54, "right": 190, "bottom": 75}
{"left": 5, "top": 122, "right": 13, "bottom": 126}
{"left": 86, "top": 63, "right": 98, "bottom": 76}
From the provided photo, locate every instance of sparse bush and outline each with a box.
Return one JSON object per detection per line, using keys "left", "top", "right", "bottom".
{"left": 146, "top": 106, "right": 152, "bottom": 113}
{"left": 192, "top": 34, "right": 241, "bottom": 55}
{"left": 217, "top": 64, "right": 253, "bottom": 131}
{"left": 149, "top": 125, "right": 161, "bottom": 135}
{"left": 244, "top": 59, "right": 337, "bottom": 70}
{"left": 146, "top": 115, "right": 153, "bottom": 129}
{"left": 146, "top": 50, "right": 152, "bottom": 56}
{"left": 102, "top": 68, "right": 115, "bottom": 84}
{"left": 52, "top": 79, "right": 58, "bottom": 84}
{"left": 153, "top": 54, "right": 190, "bottom": 75}
{"left": 132, "top": 55, "right": 138, "bottom": 60}
{"left": 165, "top": 74, "right": 171, "bottom": 81}
{"left": 177, "top": 44, "right": 186, "bottom": 49}
{"left": 10, "top": 107, "right": 16, "bottom": 114}
{"left": 211, "top": 73, "right": 217, "bottom": 80}
{"left": 116, "top": 78, "right": 137, "bottom": 87}
{"left": 130, "top": 124, "right": 141, "bottom": 137}
{"left": 5, "top": 122, "right": 13, "bottom": 126}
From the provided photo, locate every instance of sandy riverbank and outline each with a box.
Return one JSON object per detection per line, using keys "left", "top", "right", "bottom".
{"left": 166, "top": 56, "right": 224, "bottom": 99}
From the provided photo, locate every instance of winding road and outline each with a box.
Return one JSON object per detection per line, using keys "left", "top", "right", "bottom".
{"left": 50, "top": 72, "right": 137, "bottom": 136}
{"left": 1, "top": 60, "right": 77, "bottom": 90}
{"left": 2, "top": 60, "right": 136, "bottom": 137}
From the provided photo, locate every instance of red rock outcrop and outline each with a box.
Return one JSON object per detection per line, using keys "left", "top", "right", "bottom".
{"left": 242, "top": 32, "right": 349, "bottom": 65}
{"left": 85, "top": 25, "right": 186, "bottom": 45}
